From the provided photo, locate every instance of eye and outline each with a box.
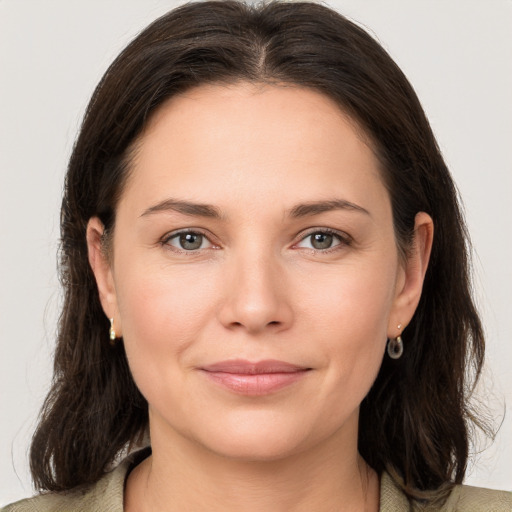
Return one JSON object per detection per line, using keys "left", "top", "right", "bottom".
{"left": 163, "top": 230, "right": 214, "bottom": 251}
{"left": 295, "top": 230, "right": 347, "bottom": 251}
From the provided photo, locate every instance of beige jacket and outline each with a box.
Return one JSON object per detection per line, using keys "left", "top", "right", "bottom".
{"left": 3, "top": 450, "right": 511, "bottom": 511}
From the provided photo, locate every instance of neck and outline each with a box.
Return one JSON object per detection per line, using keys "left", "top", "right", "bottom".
{"left": 125, "top": 419, "right": 380, "bottom": 512}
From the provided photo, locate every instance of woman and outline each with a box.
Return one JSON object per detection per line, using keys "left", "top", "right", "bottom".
{"left": 3, "top": 1, "right": 511, "bottom": 510}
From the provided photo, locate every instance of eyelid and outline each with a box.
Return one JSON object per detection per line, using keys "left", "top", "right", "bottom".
{"left": 159, "top": 226, "right": 351, "bottom": 254}
{"left": 293, "top": 227, "right": 352, "bottom": 251}
{"left": 160, "top": 228, "right": 219, "bottom": 253}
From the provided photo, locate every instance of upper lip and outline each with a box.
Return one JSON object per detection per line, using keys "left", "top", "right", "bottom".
{"left": 200, "top": 359, "right": 310, "bottom": 374}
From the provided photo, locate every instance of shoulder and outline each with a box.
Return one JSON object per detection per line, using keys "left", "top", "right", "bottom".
{"left": 0, "top": 470, "right": 124, "bottom": 512}
{"left": 438, "top": 483, "right": 512, "bottom": 512}
{"left": 380, "top": 471, "right": 512, "bottom": 512}
{"left": 1, "top": 448, "right": 150, "bottom": 512}
{"left": 1, "top": 488, "right": 101, "bottom": 512}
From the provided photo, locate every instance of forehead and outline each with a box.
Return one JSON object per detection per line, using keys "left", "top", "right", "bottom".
{"left": 141, "top": 81, "right": 374, "bottom": 159}
{"left": 120, "top": 82, "right": 387, "bottom": 215}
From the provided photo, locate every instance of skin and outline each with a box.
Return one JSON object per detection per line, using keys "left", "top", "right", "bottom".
{"left": 87, "top": 82, "right": 433, "bottom": 512}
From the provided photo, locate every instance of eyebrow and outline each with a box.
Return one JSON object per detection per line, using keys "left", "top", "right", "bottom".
{"left": 140, "top": 197, "right": 370, "bottom": 219}
{"left": 140, "top": 198, "right": 223, "bottom": 219}
{"left": 287, "top": 199, "right": 370, "bottom": 218}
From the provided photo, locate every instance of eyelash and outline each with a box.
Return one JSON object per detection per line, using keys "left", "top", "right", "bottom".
{"left": 160, "top": 229, "right": 218, "bottom": 255}
{"left": 295, "top": 228, "right": 352, "bottom": 254}
{"left": 160, "top": 227, "right": 351, "bottom": 255}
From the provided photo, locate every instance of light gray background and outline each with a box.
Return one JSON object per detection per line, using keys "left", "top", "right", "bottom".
{"left": 1, "top": 0, "right": 511, "bottom": 504}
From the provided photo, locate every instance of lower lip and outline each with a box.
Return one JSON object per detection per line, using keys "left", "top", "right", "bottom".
{"left": 200, "top": 370, "right": 309, "bottom": 396}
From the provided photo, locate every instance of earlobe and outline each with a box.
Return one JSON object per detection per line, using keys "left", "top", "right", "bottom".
{"left": 388, "top": 212, "right": 434, "bottom": 336}
{"left": 86, "top": 217, "right": 121, "bottom": 334}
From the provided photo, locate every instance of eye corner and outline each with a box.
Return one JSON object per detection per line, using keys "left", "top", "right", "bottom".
{"left": 293, "top": 228, "right": 352, "bottom": 253}
{"left": 160, "top": 228, "right": 219, "bottom": 253}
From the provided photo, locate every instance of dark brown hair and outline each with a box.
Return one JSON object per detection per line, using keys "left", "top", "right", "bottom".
{"left": 30, "top": 0, "right": 486, "bottom": 503}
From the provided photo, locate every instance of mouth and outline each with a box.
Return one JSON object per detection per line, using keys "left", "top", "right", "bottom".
{"left": 199, "top": 359, "right": 312, "bottom": 396}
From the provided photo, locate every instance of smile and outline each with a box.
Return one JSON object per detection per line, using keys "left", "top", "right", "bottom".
{"left": 199, "top": 359, "right": 312, "bottom": 396}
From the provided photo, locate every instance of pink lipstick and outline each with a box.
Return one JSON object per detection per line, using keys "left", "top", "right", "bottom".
{"left": 199, "top": 359, "right": 311, "bottom": 396}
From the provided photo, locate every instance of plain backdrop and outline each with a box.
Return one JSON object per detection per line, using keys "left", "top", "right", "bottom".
{"left": 1, "top": 0, "right": 511, "bottom": 504}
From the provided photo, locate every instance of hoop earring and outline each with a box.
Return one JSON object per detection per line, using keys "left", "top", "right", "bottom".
{"left": 109, "top": 318, "right": 116, "bottom": 345}
{"left": 387, "top": 335, "right": 403, "bottom": 359}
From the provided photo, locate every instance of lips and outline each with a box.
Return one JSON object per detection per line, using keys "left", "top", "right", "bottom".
{"left": 199, "top": 359, "right": 311, "bottom": 396}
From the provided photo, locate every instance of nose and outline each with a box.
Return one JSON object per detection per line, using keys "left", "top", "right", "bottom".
{"left": 217, "top": 246, "right": 294, "bottom": 335}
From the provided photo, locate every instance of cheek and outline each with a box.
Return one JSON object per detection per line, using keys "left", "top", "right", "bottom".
{"left": 300, "top": 256, "right": 398, "bottom": 337}
{"left": 298, "top": 259, "right": 397, "bottom": 392}
{"left": 113, "top": 260, "right": 220, "bottom": 383}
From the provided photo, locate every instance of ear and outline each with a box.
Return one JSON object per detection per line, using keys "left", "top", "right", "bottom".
{"left": 86, "top": 217, "right": 122, "bottom": 337}
{"left": 388, "top": 212, "right": 434, "bottom": 337}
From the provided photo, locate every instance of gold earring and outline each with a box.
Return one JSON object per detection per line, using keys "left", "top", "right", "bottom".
{"left": 109, "top": 318, "right": 116, "bottom": 344}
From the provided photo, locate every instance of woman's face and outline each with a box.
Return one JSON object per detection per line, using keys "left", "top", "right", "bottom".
{"left": 89, "top": 82, "right": 430, "bottom": 461}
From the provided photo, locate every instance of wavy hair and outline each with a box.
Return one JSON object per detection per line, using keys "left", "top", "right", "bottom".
{"left": 30, "top": 0, "right": 486, "bottom": 503}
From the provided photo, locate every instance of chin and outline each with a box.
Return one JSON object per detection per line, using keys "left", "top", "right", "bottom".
{"left": 203, "top": 432, "right": 305, "bottom": 462}
{"left": 187, "top": 411, "right": 327, "bottom": 462}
